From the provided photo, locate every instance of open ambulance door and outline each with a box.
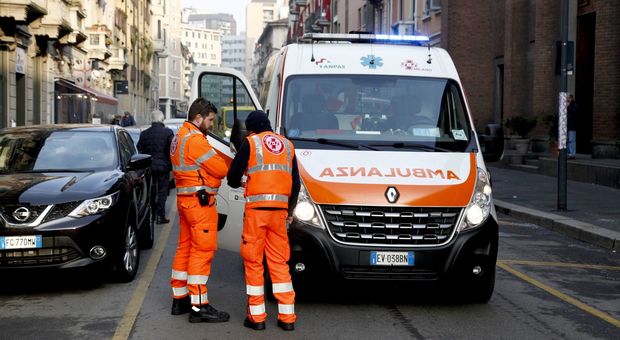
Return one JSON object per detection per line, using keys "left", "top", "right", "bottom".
{"left": 191, "top": 67, "right": 261, "bottom": 252}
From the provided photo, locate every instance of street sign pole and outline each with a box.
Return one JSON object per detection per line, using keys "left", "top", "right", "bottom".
{"left": 557, "top": 0, "right": 569, "bottom": 211}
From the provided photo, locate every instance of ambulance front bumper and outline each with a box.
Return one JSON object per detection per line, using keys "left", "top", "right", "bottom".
{"left": 288, "top": 216, "right": 498, "bottom": 281}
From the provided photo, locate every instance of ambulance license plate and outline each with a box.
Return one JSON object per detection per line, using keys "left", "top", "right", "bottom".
{"left": 0, "top": 235, "right": 42, "bottom": 250}
{"left": 370, "top": 251, "right": 414, "bottom": 266}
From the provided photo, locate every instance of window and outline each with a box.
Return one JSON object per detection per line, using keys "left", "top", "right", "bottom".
{"left": 90, "top": 34, "right": 100, "bottom": 46}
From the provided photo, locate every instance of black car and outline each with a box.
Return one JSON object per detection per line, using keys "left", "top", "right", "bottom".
{"left": 0, "top": 125, "right": 155, "bottom": 282}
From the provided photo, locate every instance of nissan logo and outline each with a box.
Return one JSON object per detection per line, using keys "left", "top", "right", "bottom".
{"left": 13, "top": 207, "right": 31, "bottom": 222}
{"left": 385, "top": 186, "right": 400, "bottom": 204}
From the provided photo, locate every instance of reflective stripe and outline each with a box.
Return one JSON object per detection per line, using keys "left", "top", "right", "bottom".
{"left": 278, "top": 304, "right": 295, "bottom": 314}
{"left": 187, "top": 275, "right": 209, "bottom": 285}
{"left": 272, "top": 282, "right": 294, "bottom": 294}
{"left": 246, "top": 285, "right": 264, "bottom": 296}
{"left": 245, "top": 194, "right": 288, "bottom": 203}
{"left": 284, "top": 139, "right": 292, "bottom": 166}
{"left": 172, "top": 287, "right": 188, "bottom": 296}
{"left": 178, "top": 130, "right": 202, "bottom": 169}
{"left": 249, "top": 303, "right": 266, "bottom": 315}
{"left": 177, "top": 186, "right": 218, "bottom": 195}
{"left": 171, "top": 270, "right": 187, "bottom": 280}
{"left": 190, "top": 293, "right": 208, "bottom": 305}
{"left": 173, "top": 164, "right": 200, "bottom": 171}
{"left": 251, "top": 135, "right": 263, "bottom": 165}
{"left": 247, "top": 164, "right": 292, "bottom": 174}
{"left": 195, "top": 149, "right": 216, "bottom": 165}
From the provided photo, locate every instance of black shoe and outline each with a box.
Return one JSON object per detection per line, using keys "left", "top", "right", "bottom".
{"left": 277, "top": 320, "right": 295, "bottom": 331}
{"left": 171, "top": 296, "right": 191, "bottom": 315}
{"left": 243, "top": 317, "right": 266, "bottom": 330}
{"left": 188, "top": 304, "right": 230, "bottom": 323}
{"left": 156, "top": 216, "right": 170, "bottom": 224}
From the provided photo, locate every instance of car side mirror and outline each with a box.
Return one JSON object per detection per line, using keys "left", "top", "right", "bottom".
{"left": 479, "top": 123, "right": 504, "bottom": 162}
{"left": 127, "top": 154, "right": 152, "bottom": 171}
{"left": 230, "top": 119, "right": 248, "bottom": 152}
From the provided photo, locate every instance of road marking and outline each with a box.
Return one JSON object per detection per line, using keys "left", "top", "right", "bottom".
{"left": 497, "top": 261, "right": 620, "bottom": 328}
{"left": 113, "top": 196, "right": 177, "bottom": 340}
{"left": 500, "top": 260, "right": 620, "bottom": 271}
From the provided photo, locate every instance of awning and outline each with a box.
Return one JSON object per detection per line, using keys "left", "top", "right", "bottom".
{"left": 55, "top": 78, "right": 118, "bottom": 105}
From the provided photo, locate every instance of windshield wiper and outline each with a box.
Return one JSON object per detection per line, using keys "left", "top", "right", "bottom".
{"left": 370, "top": 142, "right": 452, "bottom": 152}
{"left": 289, "top": 137, "right": 378, "bottom": 150}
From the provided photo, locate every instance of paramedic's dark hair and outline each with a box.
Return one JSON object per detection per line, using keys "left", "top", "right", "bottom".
{"left": 188, "top": 97, "right": 218, "bottom": 121}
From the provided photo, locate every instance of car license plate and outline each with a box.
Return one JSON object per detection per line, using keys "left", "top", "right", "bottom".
{"left": 370, "top": 251, "right": 414, "bottom": 266}
{"left": 0, "top": 235, "right": 42, "bottom": 250}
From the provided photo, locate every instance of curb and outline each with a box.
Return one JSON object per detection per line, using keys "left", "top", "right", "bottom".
{"left": 495, "top": 199, "right": 620, "bottom": 251}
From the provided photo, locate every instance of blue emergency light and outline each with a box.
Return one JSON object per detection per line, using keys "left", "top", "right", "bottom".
{"left": 301, "top": 33, "right": 430, "bottom": 45}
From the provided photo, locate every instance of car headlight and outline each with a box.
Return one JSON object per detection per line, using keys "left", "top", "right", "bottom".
{"left": 69, "top": 192, "right": 119, "bottom": 218}
{"left": 457, "top": 168, "right": 492, "bottom": 232}
{"left": 293, "top": 183, "right": 324, "bottom": 229}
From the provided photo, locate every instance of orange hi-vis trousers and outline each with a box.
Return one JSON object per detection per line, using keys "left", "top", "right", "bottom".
{"left": 241, "top": 208, "right": 296, "bottom": 324}
{"left": 171, "top": 195, "right": 218, "bottom": 306}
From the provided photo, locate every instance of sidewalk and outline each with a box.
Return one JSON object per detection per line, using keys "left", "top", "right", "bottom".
{"left": 488, "top": 165, "right": 620, "bottom": 251}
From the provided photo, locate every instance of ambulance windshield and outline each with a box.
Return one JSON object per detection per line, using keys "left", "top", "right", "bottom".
{"left": 282, "top": 75, "right": 474, "bottom": 152}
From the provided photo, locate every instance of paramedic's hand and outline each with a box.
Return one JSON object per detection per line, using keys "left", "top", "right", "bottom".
{"left": 286, "top": 215, "right": 293, "bottom": 224}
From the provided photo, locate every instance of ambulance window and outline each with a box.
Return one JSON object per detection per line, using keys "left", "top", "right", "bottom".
{"left": 446, "top": 83, "right": 470, "bottom": 140}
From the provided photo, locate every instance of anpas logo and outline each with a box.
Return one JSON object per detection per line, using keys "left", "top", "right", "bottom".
{"left": 319, "top": 167, "right": 461, "bottom": 180}
{"left": 262, "top": 134, "right": 284, "bottom": 154}
{"left": 170, "top": 134, "right": 179, "bottom": 155}
{"left": 315, "top": 58, "right": 345, "bottom": 69}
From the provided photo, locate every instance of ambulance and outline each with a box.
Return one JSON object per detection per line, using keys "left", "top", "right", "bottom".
{"left": 195, "top": 33, "right": 502, "bottom": 303}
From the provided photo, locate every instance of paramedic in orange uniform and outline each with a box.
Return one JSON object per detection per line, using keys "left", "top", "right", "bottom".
{"left": 227, "top": 110, "right": 300, "bottom": 331}
{"left": 169, "top": 98, "right": 230, "bottom": 323}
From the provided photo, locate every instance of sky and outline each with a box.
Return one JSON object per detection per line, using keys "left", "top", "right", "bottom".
{"left": 181, "top": 0, "right": 251, "bottom": 33}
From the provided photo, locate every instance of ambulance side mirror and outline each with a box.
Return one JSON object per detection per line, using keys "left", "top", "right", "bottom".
{"left": 480, "top": 123, "right": 504, "bottom": 162}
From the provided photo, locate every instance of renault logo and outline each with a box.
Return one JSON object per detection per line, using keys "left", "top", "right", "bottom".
{"left": 385, "top": 186, "right": 400, "bottom": 204}
{"left": 13, "top": 207, "right": 31, "bottom": 222}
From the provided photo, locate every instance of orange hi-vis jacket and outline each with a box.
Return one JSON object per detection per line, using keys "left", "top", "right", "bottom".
{"left": 244, "top": 131, "right": 294, "bottom": 209}
{"left": 171, "top": 121, "right": 228, "bottom": 195}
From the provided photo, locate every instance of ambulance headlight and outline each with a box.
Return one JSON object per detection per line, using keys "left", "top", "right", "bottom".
{"left": 458, "top": 168, "right": 492, "bottom": 232}
{"left": 293, "top": 184, "right": 323, "bottom": 229}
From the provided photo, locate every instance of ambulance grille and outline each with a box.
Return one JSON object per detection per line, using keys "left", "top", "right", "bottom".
{"left": 319, "top": 205, "right": 462, "bottom": 246}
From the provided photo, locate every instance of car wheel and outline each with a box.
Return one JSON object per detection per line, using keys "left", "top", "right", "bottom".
{"left": 140, "top": 203, "right": 155, "bottom": 249}
{"left": 115, "top": 220, "right": 140, "bottom": 282}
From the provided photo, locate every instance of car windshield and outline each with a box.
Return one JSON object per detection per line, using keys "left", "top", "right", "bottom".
{"left": 0, "top": 130, "right": 117, "bottom": 173}
{"left": 282, "top": 75, "right": 474, "bottom": 152}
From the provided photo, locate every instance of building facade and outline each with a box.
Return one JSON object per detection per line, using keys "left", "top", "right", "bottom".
{"left": 181, "top": 24, "right": 222, "bottom": 67}
{"left": 0, "top": 0, "right": 159, "bottom": 127}
{"left": 187, "top": 12, "right": 237, "bottom": 36}
{"left": 153, "top": 0, "right": 185, "bottom": 119}
{"left": 441, "top": 0, "right": 620, "bottom": 158}
{"left": 222, "top": 34, "right": 246, "bottom": 74}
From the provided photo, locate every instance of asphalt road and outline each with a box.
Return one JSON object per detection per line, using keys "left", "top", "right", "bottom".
{"left": 1, "top": 200, "right": 619, "bottom": 340}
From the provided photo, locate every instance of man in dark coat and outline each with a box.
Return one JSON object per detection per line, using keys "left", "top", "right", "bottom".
{"left": 138, "top": 110, "right": 174, "bottom": 223}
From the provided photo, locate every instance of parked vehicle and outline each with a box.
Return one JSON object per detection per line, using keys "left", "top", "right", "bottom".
{"left": 0, "top": 125, "right": 154, "bottom": 282}
{"left": 193, "top": 33, "right": 501, "bottom": 303}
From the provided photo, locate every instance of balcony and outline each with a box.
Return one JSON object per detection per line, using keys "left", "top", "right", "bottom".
{"left": 108, "top": 46, "right": 127, "bottom": 71}
{"left": 0, "top": 0, "right": 47, "bottom": 23}
{"left": 153, "top": 38, "right": 168, "bottom": 58}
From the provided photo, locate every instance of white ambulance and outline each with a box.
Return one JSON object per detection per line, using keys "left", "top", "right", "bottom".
{"left": 196, "top": 33, "right": 501, "bottom": 303}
